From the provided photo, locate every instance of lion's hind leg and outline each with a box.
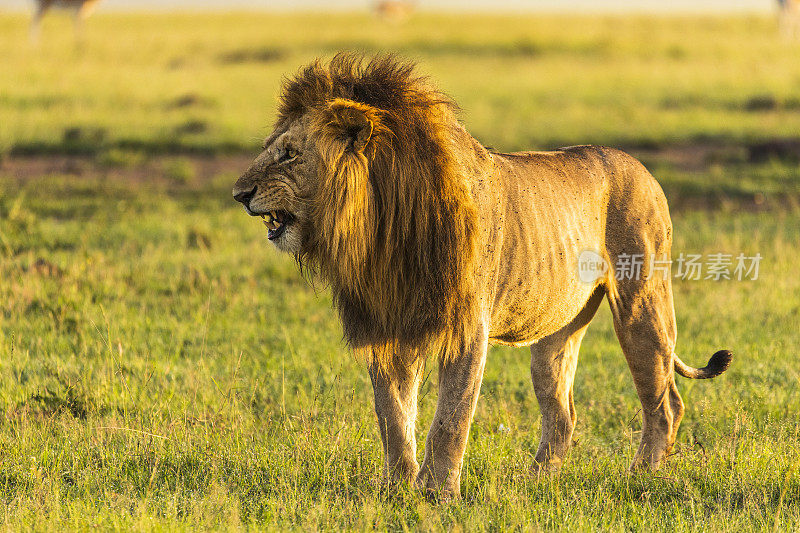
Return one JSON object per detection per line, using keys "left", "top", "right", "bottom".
{"left": 606, "top": 272, "right": 684, "bottom": 471}
{"left": 530, "top": 287, "right": 604, "bottom": 474}
{"left": 601, "top": 151, "right": 685, "bottom": 471}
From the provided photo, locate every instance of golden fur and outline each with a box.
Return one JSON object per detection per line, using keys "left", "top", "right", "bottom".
{"left": 233, "top": 54, "right": 732, "bottom": 499}
{"left": 276, "top": 55, "right": 479, "bottom": 365}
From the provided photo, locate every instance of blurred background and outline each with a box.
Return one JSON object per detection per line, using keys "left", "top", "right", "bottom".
{"left": 0, "top": 0, "right": 780, "bottom": 11}
{"left": 0, "top": 1, "right": 798, "bottom": 529}
{"left": 1, "top": 0, "right": 799, "bottom": 207}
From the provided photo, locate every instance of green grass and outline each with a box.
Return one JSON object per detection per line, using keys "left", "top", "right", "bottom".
{"left": 1, "top": 173, "right": 798, "bottom": 531}
{"left": 2, "top": 12, "right": 800, "bottom": 154}
{"left": 1, "top": 10, "right": 799, "bottom": 532}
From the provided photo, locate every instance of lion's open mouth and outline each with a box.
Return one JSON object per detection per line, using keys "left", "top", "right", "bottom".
{"left": 261, "top": 210, "right": 294, "bottom": 240}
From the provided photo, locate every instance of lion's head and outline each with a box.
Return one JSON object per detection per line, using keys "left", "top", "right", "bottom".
{"left": 233, "top": 54, "right": 481, "bottom": 360}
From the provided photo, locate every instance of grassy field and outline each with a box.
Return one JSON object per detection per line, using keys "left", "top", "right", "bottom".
{"left": 2, "top": 12, "right": 800, "bottom": 154}
{"left": 0, "top": 10, "right": 799, "bottom": 531}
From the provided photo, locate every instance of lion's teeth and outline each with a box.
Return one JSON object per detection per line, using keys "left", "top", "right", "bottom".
{"left": 260, "top": 211, "right": 284, "bottom": 230}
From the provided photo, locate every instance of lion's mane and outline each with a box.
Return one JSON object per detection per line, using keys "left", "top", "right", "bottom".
{"left": 278, "top": 54, "right": 479, "bottom": 364}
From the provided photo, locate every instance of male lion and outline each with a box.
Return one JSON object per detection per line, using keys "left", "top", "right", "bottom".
{"left": 233, "top": 54, "right": 732, "bottom": 499}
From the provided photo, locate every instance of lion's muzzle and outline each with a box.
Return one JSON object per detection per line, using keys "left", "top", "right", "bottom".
{"left": 233, "top": 184, "right": 258, "bottom": 214}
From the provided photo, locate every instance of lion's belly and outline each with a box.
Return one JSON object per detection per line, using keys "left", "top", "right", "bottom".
{"left": 488, "top": 231, "right": 603, "bottom": 346}
{"left": 489, "top": 277, "right": 599, "bottom": 346}
{"left": 484, "top": 149, "right": 608, "bottom": 346}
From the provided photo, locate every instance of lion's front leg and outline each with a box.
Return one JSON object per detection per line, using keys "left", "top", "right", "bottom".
{"left": 416, "top": 325, "right": 489, "bottom": 500}
{"left": 369, "top": 352, "right": 425, "bottom": 487}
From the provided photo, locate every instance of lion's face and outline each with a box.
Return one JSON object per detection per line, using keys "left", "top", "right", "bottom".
{"left": 232, "top": 76, "right": 479, "bottom": 352}
{"left": 232, "top": 115, "right": 317, "bottom": 254}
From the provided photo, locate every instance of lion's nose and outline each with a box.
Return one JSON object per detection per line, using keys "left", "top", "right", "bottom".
{"left": 233, "top": 185, "right": 257, "bottom": 207}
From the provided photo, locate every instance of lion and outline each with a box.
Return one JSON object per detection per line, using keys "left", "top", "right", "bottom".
{"left": 232, "top": 54, "right": 732, "bottom": 499}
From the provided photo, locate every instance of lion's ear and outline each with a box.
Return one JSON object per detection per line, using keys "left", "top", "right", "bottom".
{"left": 318, "top": 98, "right": 381, "bottom": 153}
{"left": 311, "top": 98, "right": 383, "bottom": 279}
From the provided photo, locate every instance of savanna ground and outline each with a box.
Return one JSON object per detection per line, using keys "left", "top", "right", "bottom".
{"left": 0, "top": 10, "right": 799, "bottom": 531}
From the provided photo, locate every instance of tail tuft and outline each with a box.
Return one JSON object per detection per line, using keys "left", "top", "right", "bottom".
{"left": 674, "top": 350, "right": 733, "bottom": 379}
{"left": 705, "top": 349, "right": 733, "bottom": 377}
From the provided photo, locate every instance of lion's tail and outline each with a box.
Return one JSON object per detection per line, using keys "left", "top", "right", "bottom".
{"left": 673, "top": 350, "right": 732, "bottom": 379}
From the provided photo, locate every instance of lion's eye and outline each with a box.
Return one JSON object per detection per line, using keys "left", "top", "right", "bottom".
{"left": 278, "top": 147, "right": 299, "bottom": 163}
